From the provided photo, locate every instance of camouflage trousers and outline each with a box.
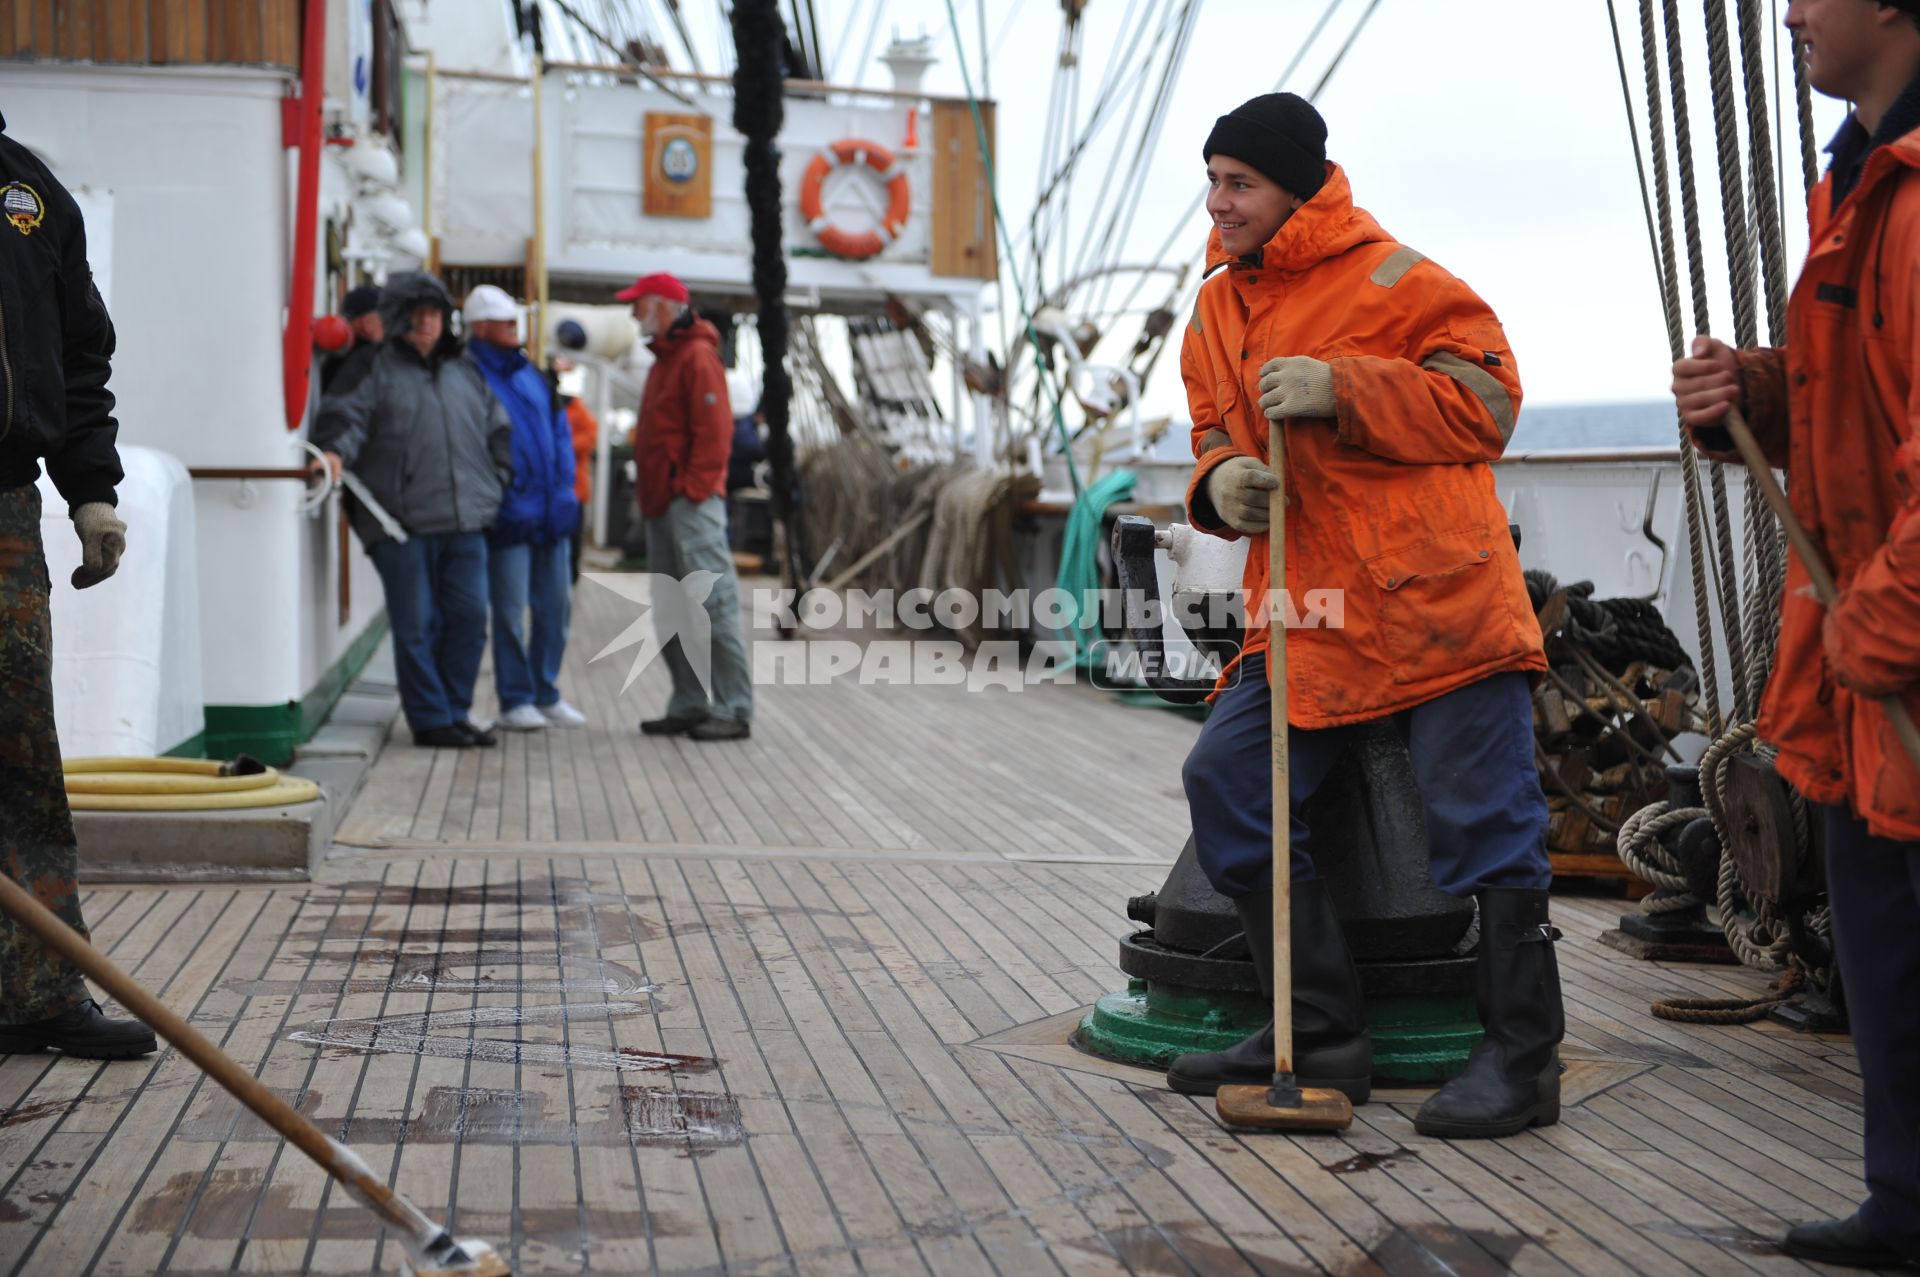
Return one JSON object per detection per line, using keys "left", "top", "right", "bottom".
{"left": 0, "top": 485, "right": 90, "bottom": 1023}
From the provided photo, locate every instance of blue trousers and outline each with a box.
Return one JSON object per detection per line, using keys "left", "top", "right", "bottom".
{"left": 1824, "top": 804, "right": 1920, "bottom": 1259}
{"left": 369, "top": 532, "right": 490, "bottom": 733}
{"left": 489, "top": 537, "right": 572, "bottom": 712}
{"left": 1183, "top": 654, "right": 1552, "bottom": 897}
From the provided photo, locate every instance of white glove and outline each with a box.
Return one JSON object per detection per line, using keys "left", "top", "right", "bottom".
{"left": 1203, "top": 455, "right": 1279, "bottom": 534}
{"left": 1257, "top": 355, "right": 1336, "bottom": 422}
{"left": 71, "top": 502, "right": 126, "bottom": 590}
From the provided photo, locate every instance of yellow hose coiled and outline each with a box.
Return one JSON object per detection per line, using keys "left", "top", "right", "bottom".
{"left": 62, "top": 757, "right": 322, "bottom": 811}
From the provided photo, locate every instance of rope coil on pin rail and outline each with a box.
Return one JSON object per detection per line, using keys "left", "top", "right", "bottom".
{"left": 799, "top": 138, "right": 910, "bottom": 260}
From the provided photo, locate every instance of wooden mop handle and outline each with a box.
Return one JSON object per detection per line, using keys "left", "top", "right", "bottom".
{"left": 1721, "top": 406, "right": 1920, "bottom": 772}
{"left": 1268, "top": 422, "right": 1292, "bottom": 1079}
{"left": 0, "top": 873, "right": 442, "bottom": 1247}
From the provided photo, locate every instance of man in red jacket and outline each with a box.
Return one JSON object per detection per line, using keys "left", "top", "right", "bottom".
{"left": 1673, "top": 0, "right": 1920, "bottom": 1266}
{"left": 618, "top": 273, "right": 753, "bottom": 741}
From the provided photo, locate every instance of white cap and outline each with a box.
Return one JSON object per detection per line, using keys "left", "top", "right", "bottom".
{"left": 463, "top": 283, "right": 523, "bottom": 326}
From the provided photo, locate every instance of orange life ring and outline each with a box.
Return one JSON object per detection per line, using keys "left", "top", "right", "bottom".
{"left": 799, "top": 138, "right": 910, "bottom": 260}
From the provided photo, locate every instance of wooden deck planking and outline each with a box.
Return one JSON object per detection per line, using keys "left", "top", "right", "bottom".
{"left": 737, "top": 865, "right": 1043, "bottom": 1267}
{"left": 11, "top": 585, "right": 1911, "bottom": 1274}
{"left": 353, "top": 578, "right": 1196, "bottom": 863}
{"left": 0, "top": 887, "right": 242, "bottom": 1270}
{"left": 9, "top": 852, "right": 1901, "bottom": 1275}
{"left": 299, "top": 863, "right": 437, "bottom": 1277}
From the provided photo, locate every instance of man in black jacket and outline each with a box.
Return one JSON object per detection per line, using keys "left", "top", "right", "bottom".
{"left": 0, "top": 112, "right": 156, "bottom": 1058}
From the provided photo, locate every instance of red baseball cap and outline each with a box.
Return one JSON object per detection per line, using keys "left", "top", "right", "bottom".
{"left": 615, "top": 272, "right": 690, "bottom": 303}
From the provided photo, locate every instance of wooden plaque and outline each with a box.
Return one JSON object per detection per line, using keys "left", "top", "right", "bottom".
{"left": 643, "top": 113, "right": 714, "bottom": 219}
{"left": 931, "top": 100, "right": 998, "bottom": 280}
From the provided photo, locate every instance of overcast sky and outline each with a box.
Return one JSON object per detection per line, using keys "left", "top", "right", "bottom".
{"left": 607, "top": 0, "right": 1848, "bottom": 413}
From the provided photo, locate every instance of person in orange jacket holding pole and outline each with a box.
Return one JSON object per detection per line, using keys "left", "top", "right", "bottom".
{"left": 1164, "top": 92, "right": 1562, "bottom": 1141}
{"left": 1672, "top": 2, "right": 1920, "bottom": 1265}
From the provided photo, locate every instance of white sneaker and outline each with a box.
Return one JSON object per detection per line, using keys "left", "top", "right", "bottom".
{"left": 498, "top": 704, "right": 549, "bottom": 731}
{"left": 539, "top": 699, "right": 588, "bottom": 728}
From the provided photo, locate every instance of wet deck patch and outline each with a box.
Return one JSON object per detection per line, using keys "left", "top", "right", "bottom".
{"left": 287, "top": 1003, "right": 710, "bottom": 1073}
{"left": 619, "top": 1087, "right": 743, "bottom": 1148}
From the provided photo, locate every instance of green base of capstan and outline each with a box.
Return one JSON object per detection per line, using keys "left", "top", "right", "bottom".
{"left": 1074, "top": 978, "right": 1481, "bottom": 1084}
{"left": 1072, "top": 979, "right": 1265, "bottom": 1064}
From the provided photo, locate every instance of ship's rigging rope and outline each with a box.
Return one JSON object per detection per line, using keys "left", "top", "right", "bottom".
{"left": 1070, "top": 0, "right": 1201, "bottom": 323}
{"left": 1603, "top": 0, "right": 1831, "bottom": 983}
{"left": 942, "top": 0, "right": 1083, "bottom": 496}
{"left": 1095, "top": 0, "right": 1382, "bottom": 346}
{"left": 988, "top": 0, "right": 1380, "bottom": 475}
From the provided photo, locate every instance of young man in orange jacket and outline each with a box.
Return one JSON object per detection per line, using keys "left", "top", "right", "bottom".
{"left": 1164, "top": 93, "right": 1562, "bottom": 1140}
{"left": 1673, "top": 1, "right": 1920, "bottom": 1265}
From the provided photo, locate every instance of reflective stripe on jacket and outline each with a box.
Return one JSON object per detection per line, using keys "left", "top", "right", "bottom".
{"left": 1180, "top": 161, "right": 1545, "bottom": 727}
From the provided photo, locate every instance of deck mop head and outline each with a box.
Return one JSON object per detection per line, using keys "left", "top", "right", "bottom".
{"left": 1216, "top": 1076, "right": 1353, "bottom": 1132}
{"left": 325, "top": 1145, "right": 511, "bottom": 1275}
{"left": 399, "top": 1236, "right": 512, "bottom": 1276}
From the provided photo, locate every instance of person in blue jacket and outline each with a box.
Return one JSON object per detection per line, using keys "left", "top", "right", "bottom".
{"left": 464, "top": 285, "right": 587, "bottom": 729}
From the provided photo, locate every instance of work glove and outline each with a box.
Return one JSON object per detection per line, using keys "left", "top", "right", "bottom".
{"left": 1257, "top": 356, "right": 1336, "bottom": 422}
{"left": 1204, "top": 455, "right": 1280, "bottom": 534}
{"left": 71, "top": 502, "right": 126, "bottom": 590}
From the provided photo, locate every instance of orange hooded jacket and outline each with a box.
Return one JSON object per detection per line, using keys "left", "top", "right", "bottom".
{"left": 1181, "top": 162, "right": 1545, "bottom": 728}
{"left": 1731, "top": 127, "right": 1920, "bottom": 841}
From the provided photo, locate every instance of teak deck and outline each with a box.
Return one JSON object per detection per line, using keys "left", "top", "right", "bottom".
{"left": 0, "top": 582, "right": 1896, "bottom": 1274}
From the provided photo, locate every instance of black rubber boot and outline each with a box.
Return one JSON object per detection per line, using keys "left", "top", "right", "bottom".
{"left": 1414, "top": 887, "right": 1564, "bottom": 1139}
{"left": 0, "top": 998, "right": 157, "bottom": 1059}
{"left": 1166, "top": 880, "right": 1372, "bottom": 1104}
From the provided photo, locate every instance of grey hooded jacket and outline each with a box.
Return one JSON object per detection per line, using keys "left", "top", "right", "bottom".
{"left": 313, "top": 272, "right": 512, "bottom": 545}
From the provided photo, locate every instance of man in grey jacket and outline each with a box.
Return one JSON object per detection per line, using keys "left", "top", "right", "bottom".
{"left": 314, "top": 272, "right": 513, "bottom": 748}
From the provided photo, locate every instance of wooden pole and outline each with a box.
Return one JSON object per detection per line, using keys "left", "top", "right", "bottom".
{"left": 1268, "top": 421, "right": 1293, "bottom": 1085}
{"left": 531, "top": 53, "right": 549, "bottom": 366}
{"left": 1721, "top": 406, "right": 1920, "bottom": 771}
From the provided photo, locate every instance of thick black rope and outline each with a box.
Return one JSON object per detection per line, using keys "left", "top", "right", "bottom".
{"left": 732, "top": 0, "right": 807, "bottom": 579}
{"left": 1526, "top": 570, "right": 1694, "bottom": 675}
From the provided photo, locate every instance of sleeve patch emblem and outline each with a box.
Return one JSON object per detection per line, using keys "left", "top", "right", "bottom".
{"left": 3, "top": 183, "right": 46, "bottom": 236}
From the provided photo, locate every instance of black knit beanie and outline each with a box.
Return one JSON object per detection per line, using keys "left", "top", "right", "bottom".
{"left": 1203, "top": 92, "right": 1328, "bottom": 200}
